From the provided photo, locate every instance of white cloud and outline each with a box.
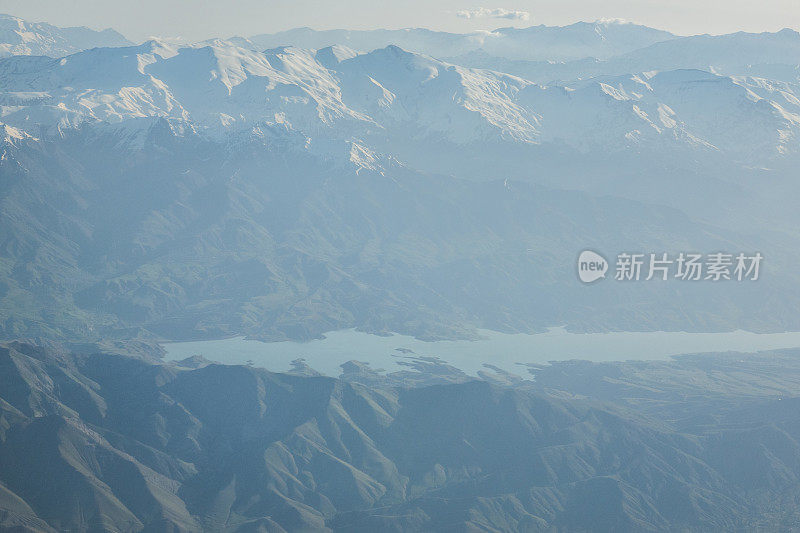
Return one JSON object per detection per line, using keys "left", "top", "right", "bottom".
{"left": 595, "top": 17, "right": 631, "bottom": 25}
{"left": 457, "top": 7, "right": 531, "bottom": 21}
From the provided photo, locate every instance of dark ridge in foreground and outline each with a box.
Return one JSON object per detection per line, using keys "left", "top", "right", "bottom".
{"left": 1, "top": 342, "right": 800, "bottom": 531}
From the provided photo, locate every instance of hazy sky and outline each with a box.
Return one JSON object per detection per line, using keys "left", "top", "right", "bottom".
{"left": 1, "top": 0, "right": 798, "bottom": 42}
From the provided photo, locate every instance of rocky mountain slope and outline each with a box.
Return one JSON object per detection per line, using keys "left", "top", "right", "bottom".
{"left": 2, "top": 342, "right": 800, "bottom": 531}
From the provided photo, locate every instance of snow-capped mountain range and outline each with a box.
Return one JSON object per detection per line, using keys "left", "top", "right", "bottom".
{"left": 2, "top": 14, "right": 800, "bottom": 341}
{"left": 1, "top": 34, "right": 798, "bottom": 164}
{"left": 1, "top": 14, "right": 798, "bottom": 161}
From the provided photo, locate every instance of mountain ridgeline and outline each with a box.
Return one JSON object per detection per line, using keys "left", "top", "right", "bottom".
{"left": 0, "top": 13, "right": 132, "bottom": 58}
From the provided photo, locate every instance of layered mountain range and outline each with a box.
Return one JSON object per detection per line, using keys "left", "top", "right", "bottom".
{"left": 1, "top": 17, "right": 800, "bottom": 341}
{"left": 242, "top": 20, "right": 677, "bottom": 62}
{"left": 3, "top": 15, "right": 800, "bottom": 533}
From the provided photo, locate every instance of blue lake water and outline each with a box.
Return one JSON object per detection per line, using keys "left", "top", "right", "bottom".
{"left": 161, "top": 328, "right": 800, "bottom": 377}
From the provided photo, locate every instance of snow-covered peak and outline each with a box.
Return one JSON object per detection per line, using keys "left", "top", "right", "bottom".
{"left": 138, "top": 39, "right": 179, "bottom": 59}
{"left": 314, "top": 45, "right": 360, "bottom": 68}
{"left": 333, "top": 45, "right": 541, "bottom": 143}
{"left": 0, "top": 13, "right": 132, "bottom": 58}
{"left": 520, "top": 69, "right": 800, "bottom": 156}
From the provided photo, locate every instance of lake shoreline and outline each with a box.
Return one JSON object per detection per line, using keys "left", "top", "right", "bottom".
{"left": 161, "top": 328, "right": 800, "bottom": 377}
